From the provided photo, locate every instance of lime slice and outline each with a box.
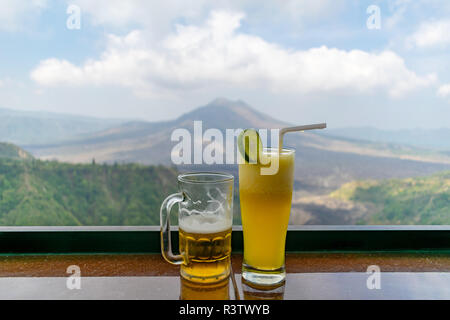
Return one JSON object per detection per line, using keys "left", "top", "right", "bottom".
{"left": 237, "top": 129, "right": 263, "bottom": 163}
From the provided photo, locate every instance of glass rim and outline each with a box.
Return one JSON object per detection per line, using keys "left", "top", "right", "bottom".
{"left": 178, "top": 171, "right": 234, "bottom": 184}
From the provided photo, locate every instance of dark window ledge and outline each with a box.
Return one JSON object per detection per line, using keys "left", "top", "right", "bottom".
{"left": 0, "top": 225, "right": 449, "bottom": 254}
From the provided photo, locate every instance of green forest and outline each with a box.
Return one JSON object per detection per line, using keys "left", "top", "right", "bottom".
{"left": 0, "top": 157, "right": 179, "bottom": 226}
{"left": 332, "top": 171, "right": 450, "bottom": 225}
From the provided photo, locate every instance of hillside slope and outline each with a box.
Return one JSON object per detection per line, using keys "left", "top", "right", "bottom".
{"left": 330, "top": 171, "right": 450, "bottom": 224}
{"left": 0, "top": 158, "right": 178, "bottom": 226}
{"left": 0, "top": 142, "right": 33, "bottom": 160}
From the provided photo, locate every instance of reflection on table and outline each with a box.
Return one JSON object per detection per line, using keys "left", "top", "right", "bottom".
{"left": 179, "top": 273, "right": 286, "bottom": 300}
{"left": 242, "top": 278, "right": 285, "bottom": 300}
{"left": 180, "top": 276, "right": 231, "bottom": 300}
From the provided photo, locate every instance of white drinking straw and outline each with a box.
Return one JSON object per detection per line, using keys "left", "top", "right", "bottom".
{"left": 278, "top": 123, "right": 327, "bottom": 152}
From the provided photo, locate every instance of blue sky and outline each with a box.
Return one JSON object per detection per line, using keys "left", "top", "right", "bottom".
{"left": 1, "top": 0, "right": 450, "bottom": 129}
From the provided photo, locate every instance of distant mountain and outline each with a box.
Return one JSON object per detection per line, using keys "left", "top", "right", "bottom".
{"left": 323, "top": 127, "right": 450, "bottom": 151}
{"left": 27, "top": 98, "right": 450, "bottom": 193}
{"left": 177, "top": 98, "right": 288, "bottom": 129}
{"left": 0, "top": 142, "right": 33, "bottom": 160}
{"left": 26, "top": 98, "right": 287, "bottom": 164}
{"left": 0, "top": 107, "right": 124, "bottom": 145}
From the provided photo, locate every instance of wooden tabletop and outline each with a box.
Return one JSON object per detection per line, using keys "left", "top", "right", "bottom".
{"left": 1, "top": 253, "right": 450, "bottom": 299}
{"left": 1, "top": 252, "right": 450, "bottom": 277}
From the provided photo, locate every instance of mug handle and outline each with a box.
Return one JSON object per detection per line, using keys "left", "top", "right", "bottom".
{"left": 160, "top": 192, "right": 185, "bottom": 265}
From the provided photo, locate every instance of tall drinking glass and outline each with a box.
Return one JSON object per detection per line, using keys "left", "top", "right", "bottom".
{"left": 239, "top": 147, "right": 295, "bottom": 285}
{"left": 160, "top": 172, "right": 234, "bottom": 284}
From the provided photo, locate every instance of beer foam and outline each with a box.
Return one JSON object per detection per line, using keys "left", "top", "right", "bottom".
{"left": 179, "top": 215, "right": 231, "bottom": 234}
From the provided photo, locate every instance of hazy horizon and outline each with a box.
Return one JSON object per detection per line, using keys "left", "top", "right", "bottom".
{"left": 2, "top": 98, "right": 450, "bottom": 132}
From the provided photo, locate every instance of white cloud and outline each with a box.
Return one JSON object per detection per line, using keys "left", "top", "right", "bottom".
{"left": 31, "top": 10, "right": 436, "bottom": 98}
{"left": 406, "top": 19, "right": 450, "bottom": 48}
{"left": 437, "top": 83, "right": 450, "bottom": 98}
{"left": 0, "top": 0, "right": 47, "bottom": 31}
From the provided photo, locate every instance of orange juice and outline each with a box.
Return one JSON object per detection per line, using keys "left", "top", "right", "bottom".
{"left": 239, "top": 148, "right": 294, "bottom": 271}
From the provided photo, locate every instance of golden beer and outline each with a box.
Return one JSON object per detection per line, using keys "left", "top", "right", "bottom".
{"left": 160, "top": 172, "right": 234, "bottom": 284}
{"left": 239, "top": 148, "right": 294, "bottom": 284}
{"left": 179, "top": 216, "right": 232, "bottom": 283}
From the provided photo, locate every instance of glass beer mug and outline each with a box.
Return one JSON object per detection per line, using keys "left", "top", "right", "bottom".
{"left": 160, "top": 172, "right": 234, "bottom": 283}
